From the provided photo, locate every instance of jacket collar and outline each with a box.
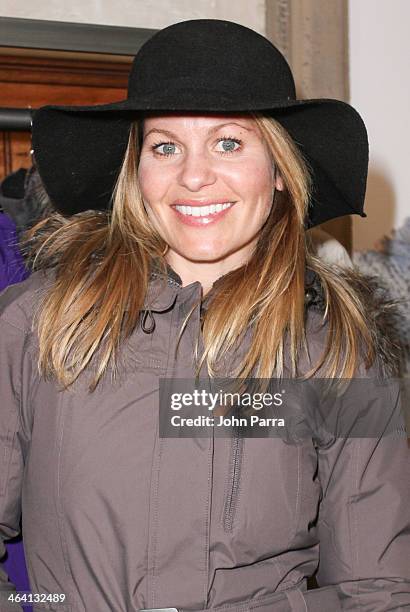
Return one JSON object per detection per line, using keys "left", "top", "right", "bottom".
{"left": 145, "top": 258, "right": 323, "bottom": 313}
{"left": 143, "top": 259, "right": 201, "bottom": 312}
{"left": 145, "top": 258, "right": 235, "bottom": 313}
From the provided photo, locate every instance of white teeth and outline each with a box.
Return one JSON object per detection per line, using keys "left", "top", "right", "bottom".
{"left": 174, "top": 202, "right": 233, "bottom": 216}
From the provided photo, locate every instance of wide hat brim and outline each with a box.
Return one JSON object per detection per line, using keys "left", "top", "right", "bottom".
{"left": 32, "top": 97, "right": 368, "bottom": 229}
{"left": 31, "top": 19, "right": 368, "bottom": 229}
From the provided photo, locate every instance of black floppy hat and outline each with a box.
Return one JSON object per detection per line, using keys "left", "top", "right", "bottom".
{"left": 31, "top": 19, "right": 368, "bottom": 228}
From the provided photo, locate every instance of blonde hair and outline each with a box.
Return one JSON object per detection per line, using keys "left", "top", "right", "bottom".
{"left": 23, "top": 112, "right": 375, "bottom": 392}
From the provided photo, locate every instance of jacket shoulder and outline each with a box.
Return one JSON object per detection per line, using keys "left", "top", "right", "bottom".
{"left": 0, "top": 267, "right": 56, "bottom": 333}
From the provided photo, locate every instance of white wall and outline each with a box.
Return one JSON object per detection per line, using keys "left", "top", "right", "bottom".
{"left": 0, "top": 0, "right": 266, "bottom": 34}
{"left": 349, "top": 0, "right": 410, "bottom": 250}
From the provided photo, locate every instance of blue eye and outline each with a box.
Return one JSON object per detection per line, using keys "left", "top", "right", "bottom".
{"left": 216, "top": 137, "right": 242, "bottom": 153}
{"left": 152, "top": 141, "right": 177, "bottom": 156}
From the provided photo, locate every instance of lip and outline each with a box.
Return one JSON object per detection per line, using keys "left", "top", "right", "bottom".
{"left": 171, "top": 200, "right": 236, "bottom": 227}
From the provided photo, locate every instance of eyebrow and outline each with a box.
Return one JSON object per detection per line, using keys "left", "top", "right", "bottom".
{"left": 144, "top": 122, "right": 254, "bottom": 139}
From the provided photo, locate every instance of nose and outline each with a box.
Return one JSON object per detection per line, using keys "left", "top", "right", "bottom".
{"left": 177, "top": 149, "right": 217, "bottom": 192}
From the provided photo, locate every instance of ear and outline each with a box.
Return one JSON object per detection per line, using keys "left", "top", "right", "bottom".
{"left": 273, "top": 166, "right": 284, "bottom": 191}
{"left": 275, "top": 175, "right": 284, "bottom": 191}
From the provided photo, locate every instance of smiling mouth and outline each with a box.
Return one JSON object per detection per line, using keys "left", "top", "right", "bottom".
{"left": 173, "top": 202, "right": 235, "bottom": 217}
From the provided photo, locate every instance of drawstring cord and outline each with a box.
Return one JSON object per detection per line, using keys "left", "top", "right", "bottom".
{"left": 140, "top": 309, "right": 156, "bottom": 333}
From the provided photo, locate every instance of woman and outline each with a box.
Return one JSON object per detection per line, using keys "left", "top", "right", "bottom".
{"left": 0, "top": 19, "right": 409, "bottom": 612}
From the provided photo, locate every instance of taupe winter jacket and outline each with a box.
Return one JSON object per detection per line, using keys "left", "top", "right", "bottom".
{"left": 0, "top": 264, "right": 409, "bottom": 612}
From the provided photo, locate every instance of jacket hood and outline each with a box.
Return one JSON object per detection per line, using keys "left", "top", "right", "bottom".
{"left": 304, "top": 265, "right": 406, "bottom": 378}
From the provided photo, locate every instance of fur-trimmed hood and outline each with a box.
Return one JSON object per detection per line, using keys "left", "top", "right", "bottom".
{"left": 305, "top": 266, "right": 407, "bottom": 378}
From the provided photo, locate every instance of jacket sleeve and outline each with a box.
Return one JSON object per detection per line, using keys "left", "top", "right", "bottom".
{"left": 0, "top": 316, "right": 31, "bottom": 612}
{"left": 314, "top": 372, "right": 410, "bottom": 611}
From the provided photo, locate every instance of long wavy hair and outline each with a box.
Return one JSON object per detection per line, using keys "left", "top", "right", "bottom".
{"left": 23, "top": 112, "right": 376, "bottom": 392}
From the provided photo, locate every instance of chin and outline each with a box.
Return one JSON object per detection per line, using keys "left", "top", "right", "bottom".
{"left": 175, "top": 246, "right": 229, "bottom": 263}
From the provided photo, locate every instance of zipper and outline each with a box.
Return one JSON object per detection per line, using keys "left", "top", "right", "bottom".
{"left": 150, "top": 272, "right": 181, "bottom": 289}
{"left": 222, "top": 426, "right": 244, "bottom": 532}
{"left": 149, "top": 270, "right": 182, "bottom": 289}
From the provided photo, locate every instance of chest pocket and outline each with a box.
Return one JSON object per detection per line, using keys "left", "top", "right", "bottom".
{"left": 219, "top": 434, "right": 319, "bottom": 552}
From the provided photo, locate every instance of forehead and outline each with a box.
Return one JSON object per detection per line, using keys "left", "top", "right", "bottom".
{"left": 141, "top": 112, "right": 259, "bottom": 135}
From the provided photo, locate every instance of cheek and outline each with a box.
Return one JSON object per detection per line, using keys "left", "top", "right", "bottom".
{"left": 137, "top": 160, "right": 172, "bottom": 203}
{"left": 237, "top": 158, "right": 275, "bottom": 227}
{"left": 226, "top": 158, "right": 273, "bottom": 204}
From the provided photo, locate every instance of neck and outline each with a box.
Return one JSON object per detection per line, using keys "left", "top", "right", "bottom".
{"left": 165, "top": 247, "right": 252, "bottom": 295}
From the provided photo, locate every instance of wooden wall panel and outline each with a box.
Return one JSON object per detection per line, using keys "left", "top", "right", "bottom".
{"left": 0, "top": 50, "right": 131, "bottom": 178}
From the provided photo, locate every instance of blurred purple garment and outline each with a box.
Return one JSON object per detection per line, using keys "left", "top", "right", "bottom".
{"left": 0, "top": 212, "right": 31, "bottom": 609}
{"left": 0, "top": 213, "right": 29, "bottom": 291}
{"left": 1, "top": 529, "right": 31, "bottom": 610}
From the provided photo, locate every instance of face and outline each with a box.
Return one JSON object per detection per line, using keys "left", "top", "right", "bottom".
{"left": 137, "top": 113, "right": 284, "bottom": 267}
